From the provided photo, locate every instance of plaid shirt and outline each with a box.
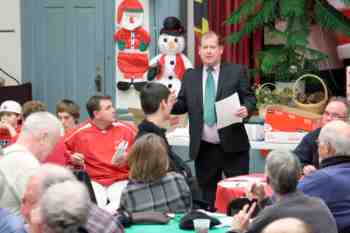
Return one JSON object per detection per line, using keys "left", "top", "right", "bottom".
{"left": 120, "top": 172, "right": 192, "bottom": 213}
{"left": 86, "top": 204, "right": 124, "bottom": 233}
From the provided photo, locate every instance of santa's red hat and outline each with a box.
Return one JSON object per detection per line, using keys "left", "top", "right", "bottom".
{"left": 117, "top": 0, "right": 144, "bottom": 24}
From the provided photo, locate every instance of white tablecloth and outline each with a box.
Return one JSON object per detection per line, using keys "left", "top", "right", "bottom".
{"left": 167, "top": 127, "right": 298, "bottom": 151}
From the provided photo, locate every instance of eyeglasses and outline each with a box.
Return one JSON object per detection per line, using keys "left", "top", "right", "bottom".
{"left": 323, "top": 110, "right": 347, "bottom": 120}
{"left": 117, "top": 80, "right": 147, "bottom": 92}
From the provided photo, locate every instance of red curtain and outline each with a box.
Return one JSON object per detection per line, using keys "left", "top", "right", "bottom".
{"left": 194, "top": 0, "right": 263, "bottom": 84}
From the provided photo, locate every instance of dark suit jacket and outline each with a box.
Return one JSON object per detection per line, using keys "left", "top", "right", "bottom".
{"left": 172, "top": 63, "right": 256, "bottom": 160}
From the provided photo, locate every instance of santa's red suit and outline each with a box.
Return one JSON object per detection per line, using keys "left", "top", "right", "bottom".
{"left": 65, "top": 120, "right": 136, "bottom": 186}
{"left": 114, "top": 27, "right": 150, "bottom": 79}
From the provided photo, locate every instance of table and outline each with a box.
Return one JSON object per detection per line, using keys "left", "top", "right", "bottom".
{"left": 168, "top": 128, "right": 299, "bottom": 175}
{"left": 167, "top": 129, "right": 298, "bottom": 150}
{"left": 125, "top": 214, "right": 230, "bottom": 233}
{"left": 215, "top": 173, "right": 272, "bottom": 214}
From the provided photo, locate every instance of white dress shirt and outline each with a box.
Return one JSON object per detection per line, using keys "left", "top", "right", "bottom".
{"left": 201, "top": 64, "right": 220, "bottom": 144}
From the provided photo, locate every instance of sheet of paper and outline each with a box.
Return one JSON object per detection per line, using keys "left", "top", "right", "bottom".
{"left": 215, "top": 92, "right": 242, "bottom": 129}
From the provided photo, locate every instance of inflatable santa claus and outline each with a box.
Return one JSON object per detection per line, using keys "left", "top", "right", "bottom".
{"left": 114, "top": 0, "right": 150, "bottom": 91}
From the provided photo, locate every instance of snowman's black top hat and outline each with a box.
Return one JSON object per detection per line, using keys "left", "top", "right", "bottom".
{"left": 160, "top": 16, "right": 185, "bottom": 36}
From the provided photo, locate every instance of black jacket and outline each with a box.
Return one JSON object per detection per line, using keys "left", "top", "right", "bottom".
{"left": 172, "top": 64, "right": 256, "bottom": 160}
{"left": 294, "top": 128, "right": 321, "bottom": 168}
{"left": 136, "top": 120, "right": 192, "bottom": 178}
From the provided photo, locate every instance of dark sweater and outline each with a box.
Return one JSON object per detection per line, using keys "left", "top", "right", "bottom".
{"left": 294, "top": 128, "right": 321, "bottom": 168}
{"left": 136, "top": 120, "right": 192, "bottom": 177}
{"left": 136, "top": 119, "right": 170, "bottom": 149}
{"left": 227, "top": 191, "right": 337, "bottom": 233}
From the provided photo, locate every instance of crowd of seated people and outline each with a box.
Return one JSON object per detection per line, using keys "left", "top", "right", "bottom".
{"left": 1, "top": 89, "right": 350, "bottom": 233}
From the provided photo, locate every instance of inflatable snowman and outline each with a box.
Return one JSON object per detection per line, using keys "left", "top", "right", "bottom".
{"left": 114, "top": 0, "right": 150, "bottom": 91}
{"left": 148, "top": 17, "right": 193, "bottom": 95}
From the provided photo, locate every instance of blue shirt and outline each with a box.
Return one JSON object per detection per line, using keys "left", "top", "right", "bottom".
{"left": 298, "top": 156, "right": 350, "bottom": 232}
{"left": 0, "top": 208, "right": 26, "bottom": 233}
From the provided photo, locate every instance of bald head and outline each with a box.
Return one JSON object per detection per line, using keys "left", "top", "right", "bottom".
{"left": 262, "top": 218, "right": 313, "bottom": 233}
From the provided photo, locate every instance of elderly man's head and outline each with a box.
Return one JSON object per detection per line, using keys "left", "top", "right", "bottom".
{"left": 31, "top": 181, "right": 89, "bottom": 233}
{"left": 20, "top": 164, "right": 77, "bottom": 224}
{"left": 265, "top": 150, "right": 301, "bottom": 195}
{"left": 17, "top": 112, "right": 63, "bottom": 161}
{"left": 262, "top": 218, "right": 313, "bottom": 233}
{"left": 321, "top": 97, "right": 349, "bottom": 126}
{"left": 318, "top": 120, "right": 350, "bottom": 162}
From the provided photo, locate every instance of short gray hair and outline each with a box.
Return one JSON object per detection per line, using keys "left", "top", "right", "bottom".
{"left": 35, "top": 164, "right": 77, "bottom": 196}
{"left": 40, "top": 180, "right": 89, "bottom": 233}
{"left": 265, "top": 150, "right": 301, "bottom": 195}
{"left": 262, "top": 218, "right": 313, "bottom": 233}
{"left": 318, "top": 120, "right": 350, "bottom": 156}
{"left": 20, "top": 111, "right": 63, "bottom": 141}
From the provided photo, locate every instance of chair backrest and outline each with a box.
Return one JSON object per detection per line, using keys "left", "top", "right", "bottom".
{"left": 0, "top": 82, "right": 32, "bottom": 106}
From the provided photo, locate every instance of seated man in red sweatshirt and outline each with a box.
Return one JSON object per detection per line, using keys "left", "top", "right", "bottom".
{"left": 65, "top": 95, "right": 136, "bottom": 213}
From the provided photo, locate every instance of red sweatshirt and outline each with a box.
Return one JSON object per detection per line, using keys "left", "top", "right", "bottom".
{"left": 65, "top": 120, "right": 136, "bottom": 186}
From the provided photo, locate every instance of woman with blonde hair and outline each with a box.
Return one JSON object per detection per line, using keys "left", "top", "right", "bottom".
{"left": 119, "top": 133, "right": 191, "bottom": 213}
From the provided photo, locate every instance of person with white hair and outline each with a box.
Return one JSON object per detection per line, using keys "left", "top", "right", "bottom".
{"left": 298, "top": 120, "right": 350, "bottom": 233}
{"left": 294, "top": 97, "right": 350, "bottom": 175}
{"left": 0, "top": 112, "right": 63, "bottom": 215}
{"left": 226, "top": 150, "right": 337, "bottom": 233}
{"left": 29, "top": 180, "right": 89, "bottom": 233}
{"left": 20, "top": 164, "right": 124, "bottom": 233}
{"left": 261, "top": 218, "right": 314, "bottom": 233}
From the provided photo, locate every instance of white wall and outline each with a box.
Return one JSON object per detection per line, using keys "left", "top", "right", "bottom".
{"left": 187, "top": 0, "right": 195, "bottom": 63}
{"left": 0, "top": 0, "right": 21, "bottom": 85}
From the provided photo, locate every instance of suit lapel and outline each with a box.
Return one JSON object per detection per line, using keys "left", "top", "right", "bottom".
{"left": 216, "top": 64, "right": 225, "bottom": 101}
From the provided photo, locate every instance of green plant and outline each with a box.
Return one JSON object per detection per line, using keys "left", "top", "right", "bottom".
{"left": 226, "top": 0, "right": 350, "bottom": 82}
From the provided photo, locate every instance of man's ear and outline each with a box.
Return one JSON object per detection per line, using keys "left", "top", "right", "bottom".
{"left": 159, "top": 99, "right": 167, "bottom": 110}
{"left": 93, "top": 110, "right": 99, "bottom": 119}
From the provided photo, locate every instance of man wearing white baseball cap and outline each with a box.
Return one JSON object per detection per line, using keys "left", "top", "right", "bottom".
{"left": 0, "top": 100, "right": 22, "bottom": 148}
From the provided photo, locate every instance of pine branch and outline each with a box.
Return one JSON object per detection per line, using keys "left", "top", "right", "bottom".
{"left": 286, "top": 16, "right": 309, "bottom": 47}
{"left": 225, "top": 0, "right": 261, "bottom": 24}
{"left": 302, "top": 47, "right": 328, "bottom": 61}
{"left": 227, "top": 0, "right": 278, "bottom": 44}
{"left": 315, "top": 0, "right": 350, "bottom": 36}
{"left": 279, "top": 0, "right": 306, "bottom": 18}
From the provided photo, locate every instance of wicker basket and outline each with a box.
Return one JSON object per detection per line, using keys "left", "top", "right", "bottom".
{"left": 292, "top": 74, "right": 328, "bottom": 114}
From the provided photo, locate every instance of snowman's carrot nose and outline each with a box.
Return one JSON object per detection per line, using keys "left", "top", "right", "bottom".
{"left": 168, "top": 41, "right": 176, "bottom": 49}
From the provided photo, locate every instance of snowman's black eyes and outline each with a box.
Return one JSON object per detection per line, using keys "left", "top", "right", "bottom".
{"left": 174, "top": 38, "right": 178, "bottom": 43}
{"left": 163, "top": 38, "right": 167, "bottom": 42}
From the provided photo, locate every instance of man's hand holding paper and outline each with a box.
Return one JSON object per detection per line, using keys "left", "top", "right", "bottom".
{"left": 215, "top": 92, "right": 247, "bottom": 129}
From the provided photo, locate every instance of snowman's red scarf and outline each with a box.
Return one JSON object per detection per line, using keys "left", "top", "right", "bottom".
{"left": 156, "top": 54, "right": 185, "bottom": 80}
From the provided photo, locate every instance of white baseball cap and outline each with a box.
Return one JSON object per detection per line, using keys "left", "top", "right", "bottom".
{"left": 0, "top": 100, "right": 22, "bottom": 114}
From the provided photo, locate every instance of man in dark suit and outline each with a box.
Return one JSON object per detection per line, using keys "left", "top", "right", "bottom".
{"left": 171, "top": 31, "right": 256, "bottom": 207}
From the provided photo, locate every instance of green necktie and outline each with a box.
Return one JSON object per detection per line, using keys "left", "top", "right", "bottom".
{"left": 204, "top": 67, "right": 216, "bottom": 126}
